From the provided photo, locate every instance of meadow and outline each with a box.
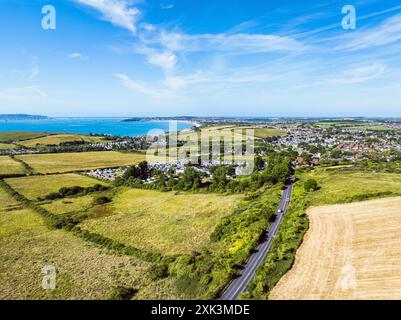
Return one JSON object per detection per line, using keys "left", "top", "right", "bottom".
{"left": 0, "top": 156, "right": 26, "bottom": 176}
{"left": 19, "top": 134, "right": 105, "bottom": 148}
{"left": 0, "top": 132, "right": 50, "bottom": 142}
{"left": 301, "top": 167, "right": 401, "bottom": 206}
{"left": 15, "top": 151, "right": 152, "bottom": 174}
{"left": 0, "top": 143, "right": 17, "bottom": 150}
{"left": 0, "top": 190, "right": 148, "bottom": 299}
{"left": 80, "top": 188, "right": 242, "bottom": 255}
{"left": 5, "top": 173, "right": 109, "bottom": 200}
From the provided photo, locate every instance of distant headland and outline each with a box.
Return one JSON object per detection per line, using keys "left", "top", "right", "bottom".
{"left": 0, "top": 114, "right": 48, "bottom": 120}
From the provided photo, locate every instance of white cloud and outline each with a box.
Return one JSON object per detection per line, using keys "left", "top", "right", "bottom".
{"left": 68, "top": 52, "right": 88, "bottom": 60}
{"left": 75, "top": 0, "right": 140, "bottom": 34}
{"left": 330, "top": 63, "right": 387, "bottom": 84}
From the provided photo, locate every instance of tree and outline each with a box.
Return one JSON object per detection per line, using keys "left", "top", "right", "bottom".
{"left": 304, "top": 179, "right": 319, "bottom": 192}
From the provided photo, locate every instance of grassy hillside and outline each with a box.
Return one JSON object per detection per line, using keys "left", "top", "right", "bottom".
{"left": 19, "top": 134, "right": 105, "bottom": 148}
{"left": 80, "top": 188, "right": 242, "bottom": 255}
{"left": 15, "top": 151, "right": 153, "bottom": 174}
{"left": 0, "top": 156, "right": 26, "bottom": 176}
{"left": 5, "top": 174, "right": 109, "bottom": 200}
{"left": 0, "top": 132, "right": 50, "bottom": 142}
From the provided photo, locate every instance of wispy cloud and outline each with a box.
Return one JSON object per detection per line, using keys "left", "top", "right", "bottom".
{"left": 113, "top": 73, "right": 171, "bottom": 98}
{"left": 161, "top": 4, "right": 174, "bottom": 10}
{"left": 0, "top": 86, "right": 47, "bottom": 102}
{"left": 335, "top": 13, "right": 401, "bottom": 51}
{"left": 29, "top": 56, "right": 40, "bottom": 80}
{"left": 67, "top": 52, "right": 89, "bottom": 60}
{"left": 330, "top": 63, "right": 387, "bottom": 84}
{"left": 75, "top": 0, "right": 140, "bottom": 34}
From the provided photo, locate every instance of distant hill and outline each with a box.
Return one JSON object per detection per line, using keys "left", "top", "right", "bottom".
{"left": 0, "top": 114, "right": 48, "bottom": 120}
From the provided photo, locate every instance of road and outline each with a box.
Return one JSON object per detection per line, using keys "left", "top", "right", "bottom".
{"left": 219, "top": 179, "right": 294, "bottom": 300}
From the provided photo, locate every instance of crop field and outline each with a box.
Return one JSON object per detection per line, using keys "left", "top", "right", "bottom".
{"left": 5, "top": 174, "right": 109, "bottom": 200}
{"left": 270, "top": 197, "right": 401, "bottom": 300}
{"left": 0, "top": 156, "right": 26, "bottom": 176}
{"left": 19, "top": 134, "right": 105, "bottom": 148}
{"left": 301, "top": 168, "right": 401, "bottom": 205}
{"left": 15, "top": 151, "right": 154, "bottom": 174}
{"left": 0, "top": 132, "right": 50, "bottom": 142}
{"left": 80, "top": 188, "right": 242, "bottom": 255}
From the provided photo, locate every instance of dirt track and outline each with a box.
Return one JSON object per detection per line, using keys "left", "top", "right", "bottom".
{"left": 269, "top": 197, "right": 401, "bottom": 300}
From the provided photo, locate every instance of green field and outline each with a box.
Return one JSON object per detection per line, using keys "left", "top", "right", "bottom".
{"left": 0, "top": 132, "right": 50, "bottom": 143}
{"left": 19, "top": 134, "right": 105, "bottom": 148}
{"left": 5, "top": 174, "right": 109, "bottom": 200}
{"left": 15, "top": 151, "right": 153, "bottom": 174}
{"left": 0, "top": 143, "right": 17, "bottom": 150}
{"left": 80, "top": 188, "right": 242, "bottom": 255}
{"left": 0, "top": 156, "right": 26, "bottom": 176}
{"left": 41, "top": 195, "right": 96, "bottom": 215}
{"left": 300, "top": 167, "right": 401, "bottom": 206}
{"left": 0, "top": 187, "right": 152, "bottom": 299}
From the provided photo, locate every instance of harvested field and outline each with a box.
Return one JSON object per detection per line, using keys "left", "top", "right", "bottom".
{"left": 270, "top": 197, "right": 401, "bottom": 300}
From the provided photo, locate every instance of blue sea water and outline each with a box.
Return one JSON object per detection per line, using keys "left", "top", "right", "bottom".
{"left": 0, "top": 118, "right": 193, "bottom": 137}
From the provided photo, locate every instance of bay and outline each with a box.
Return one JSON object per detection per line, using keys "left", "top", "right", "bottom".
{"left": 0, "top": 118, "right": 193, "bottom": 137}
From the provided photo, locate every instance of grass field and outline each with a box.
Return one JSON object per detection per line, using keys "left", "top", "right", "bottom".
{"left": 80, "top": 188, "right": 242, "bottom": 255}
{"left": 270, "top": 197, "right": 401, "bottom": 300}
{"left": 0, "top": 189, "right": 152, "bottom": 299}
{"left": 19, "top": 134, "right": 105, "bottom": 148}
{"left": 15, "top": 151, "right": 153, "bottom": 174}
{"left": 0, "top": 132, "right": 50, "bottom": 142}
{"left": 0, "top": 143, "right": 17, "bottom": 150}
{"left": 40, "top": 195, "right": 96, "bottom": 215}
{"left": 0, "top": 156, "right": 26, "bottom": 176}
{"left": 5, "top": 174, "right": 109, "bottom": 200}
{"left": 301, "top": 168, "right": 401, "bottom": 205}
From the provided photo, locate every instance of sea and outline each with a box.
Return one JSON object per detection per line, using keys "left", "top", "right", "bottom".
{"left": 0, "top": 118, "right": 193, "bottom": 137}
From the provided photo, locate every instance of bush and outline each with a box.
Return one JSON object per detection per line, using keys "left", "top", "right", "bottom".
{"left": 93, "top": 196, "right": 111, "bottom": 205}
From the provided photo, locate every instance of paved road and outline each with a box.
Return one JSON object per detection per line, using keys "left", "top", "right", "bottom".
{"left": 219, "top": 180, "right": 294, "bottom": 300}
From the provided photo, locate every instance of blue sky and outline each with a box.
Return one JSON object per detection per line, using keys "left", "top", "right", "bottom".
{"left": 1, "top": 0, "right": 401, "bottom": 117}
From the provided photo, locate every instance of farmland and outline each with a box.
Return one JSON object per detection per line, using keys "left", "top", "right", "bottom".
{"left": 301, "top": 167, "right": 401, "bottom": 205}
{"left": 80, "top": 188, "right": 242, "bottom": 255}
{"left": 15, "top": 151, "right": 152, "bottom": 174}
{"left": 0, "top": 156, "right": 26, "bottom": 176}
{"left": 0, "top": 132, "right": 50, "bottom": 143}
{"left": 270, "top": 197, "right": 401, "bottom": 300}
{"left": 19, "top": 134, "right": 105, "bottom": 148}
{"left": 5, "top": 174, "right": 109, "bottom": 200}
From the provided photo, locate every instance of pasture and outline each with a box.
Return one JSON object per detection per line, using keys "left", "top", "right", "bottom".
{"left": 19, "top": 134, "right": 105, "bottom": 148}
{"left": 5, "top": 173, "right": 108, "bottom": 200}
{"left": 0, "top": 156, "right": 26, "bottom": 176}
{"left": 0, "top": 132, "right": 49, "bottom": 142}
{"left": 0, "top": 202, "right": 151, "bottom": 299}
{"left": 80, "top": 188, "right": 242, "bottom": 255}
{"left": 301, "top": 168, "right": 401, "bottom": 205}
{"left": 15, "top": 151, "right": 152, "bottom": 174}
{"left": 270, "top": 197, "right": 401, "bottom": 300}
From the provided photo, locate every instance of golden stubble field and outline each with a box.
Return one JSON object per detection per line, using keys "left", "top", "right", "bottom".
{"left": 270, "top": 197, "right": 401, "bottom": 300}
